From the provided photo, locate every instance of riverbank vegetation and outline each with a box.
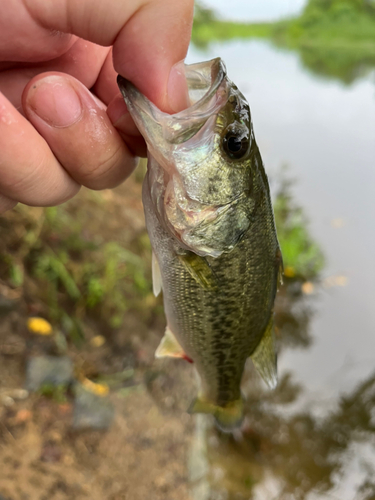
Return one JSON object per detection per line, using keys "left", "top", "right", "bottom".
{"left": 192, "top": 0, "right": 375, "bottom": 83}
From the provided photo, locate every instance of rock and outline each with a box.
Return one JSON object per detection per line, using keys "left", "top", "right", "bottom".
{"left": 10, "top": 389, "right": 29, "bottom": 400}
{"left": 25, "top": 355, "right": 73, "bottom": 392}
{"left": 0, "top": 295, "right": 17, "bottom": 316}
{"left": 0, "top": 333, "right": 26, "bottom": 356}
{"left": 72, "top": 382, "right": 114, "bottom": 430}
{"left": 14, "top": 409, "right": 32, "bottom": 424}
{"left": 40, "top": 442, "right": 63, "bottom": 463}
{"left": 0, "top": 396, "right": 14, "bottom": 407}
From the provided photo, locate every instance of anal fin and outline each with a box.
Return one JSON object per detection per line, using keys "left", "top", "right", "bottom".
{"left": 155, "top": 326, "right": 193, "bottom": 363}
{"left": 251, "top": 315, "right": 278, "bottom": 389}
{"left": 152, "top": 251, "right": 162, "bottom": 297}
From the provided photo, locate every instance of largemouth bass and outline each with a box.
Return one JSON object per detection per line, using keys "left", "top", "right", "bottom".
{"left": 118, "top": 58, "right": 282, "bottom": 431}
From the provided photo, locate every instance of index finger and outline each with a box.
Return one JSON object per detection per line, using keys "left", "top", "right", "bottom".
{"left": 24, "top": 0, "right": 194, "bottom": 112}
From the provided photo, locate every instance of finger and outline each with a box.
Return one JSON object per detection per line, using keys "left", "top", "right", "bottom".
{"left": 0, "top": 194, "right": 17, "bottom": 215}
{"left": 92, "top": 48, "right": 119, "bottom": 106}
{"left": 24, "top": 0, "right": 194, "bottom": 111}
{"left": 113, "top": 0, "right": 193, "bottom": 112}
{"left": 107, "top": 95, "right": 147, "bottom": 157}
{"left": 0, "top": 39, "right": 110, "bottom": 112}
{"left": 0, "top": 11, "right": 75, "bottom": 63}
{"left": 0, "top": 92, "right": 79, "bottom": 206}
{"left": 96, "top": 54, "right": 147, "bottom": 156}
{"left": 23, "top": 72, "right": 138, "bottom": 190}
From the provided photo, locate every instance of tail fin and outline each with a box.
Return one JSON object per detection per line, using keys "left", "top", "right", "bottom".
{"left": 188, "top": 396, "right": 244, "bottom": 433}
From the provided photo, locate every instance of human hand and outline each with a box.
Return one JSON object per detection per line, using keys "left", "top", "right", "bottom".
{"left": 0, "top": 0, "right": 194, "bottom": 213}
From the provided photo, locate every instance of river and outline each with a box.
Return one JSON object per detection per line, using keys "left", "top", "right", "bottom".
{"left": 186, "top": 39, "right": 375, "bottom": 499}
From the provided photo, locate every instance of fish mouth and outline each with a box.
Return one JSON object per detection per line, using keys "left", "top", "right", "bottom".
{"left": 117, "top": 58, "right": 228, "bottom": 156}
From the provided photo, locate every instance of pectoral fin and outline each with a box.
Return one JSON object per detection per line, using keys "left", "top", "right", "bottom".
{"left": 251, "top": 315, "right": 278, "bottom": 389}
{"left": 178, "top": 253, "right": 217, "bottom": 290}
{"left": 152, "top": 252, "right": 162, "bottom": 297}
{"left": 188, "top": 396, "right": 244, "bottom": 432}
{"left": 155, "top": 326, "right": 193, "bottom": 363}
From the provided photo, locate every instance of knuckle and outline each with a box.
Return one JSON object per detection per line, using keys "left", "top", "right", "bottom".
{"left": 0, "top": 153, "right": 47, "bottom": 195}
{"left": 0, "top": 150, "right": 79, "bottom": 206}
{"left": 77, "top": 144, "right": 135, "bottom": 189}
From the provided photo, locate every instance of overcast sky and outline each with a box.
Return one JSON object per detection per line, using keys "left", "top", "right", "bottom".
{"left": 201, "top": 0, "right": 307, "bottom": 22}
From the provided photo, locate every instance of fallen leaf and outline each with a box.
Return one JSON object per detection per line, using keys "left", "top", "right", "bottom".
{"left": 90, "top": 335, "right": 106, "bottom": 348}
{"left": 331, "top": 218, "right": 345, "bottom": 228}
{"left": 302, "top": 282, "right": 314, "bottom": 295}
{"left": 14, "top": 409, "right": 32, "bottom": 424}
{"left": 284, "top": 266, "right": 295, "bottom": 278}
{"left": 81, "top": 378, "right": 109, "bottom": 397}
{"left": 323, "top": 275, "right": 348, "bottom": 288}
{"left": 27, "top": 317, "right": 53, "bottom": 336}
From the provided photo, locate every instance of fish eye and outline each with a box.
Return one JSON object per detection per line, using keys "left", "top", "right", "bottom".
{"left": 222, "top": 130, "right": 250, "bottom": 160}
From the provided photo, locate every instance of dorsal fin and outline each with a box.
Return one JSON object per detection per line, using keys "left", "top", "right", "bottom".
{"left": 155, "top": 326, "right": 193, "bottom": 363}
{"left": 152, "top": 251, "right": 162, "bottom": 297}
{"left": 251, "top": 315, "right": 278, "bottom": 389}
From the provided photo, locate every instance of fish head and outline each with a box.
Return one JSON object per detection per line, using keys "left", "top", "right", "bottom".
{"left": 118, "top": 58, "right": 255, "bottom": 257}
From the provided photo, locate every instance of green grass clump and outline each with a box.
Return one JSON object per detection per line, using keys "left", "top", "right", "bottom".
{"left": 274, "top": 179, "right": 324, "bottom": 280}
{"left": 39, "top": 383, "right": 68, "bottom": 403}
{"left": 0, "top": 179, "right": 156, "bottom": 340}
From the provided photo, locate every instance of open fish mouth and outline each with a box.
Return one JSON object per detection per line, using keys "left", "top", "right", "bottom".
{"left": 118, "top": 59, "right": 253, "bottom": 258}
{"left": 117, "top": 58, "right": 229, "bottom": 157}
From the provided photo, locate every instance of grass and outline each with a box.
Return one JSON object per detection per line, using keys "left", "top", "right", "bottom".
{"left": 273, "top": 177, "right": 324, "bottom": 280}
{"left": 0, "top": 171, "right": 157, "bottom": 343}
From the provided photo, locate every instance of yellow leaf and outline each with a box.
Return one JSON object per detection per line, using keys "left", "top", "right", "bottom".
{"left": 302, "top": 282, "right": 314, "bottom": 295}
{"left": 335, "top": 275, "right": 348, "bottom": 287}
{"left": 331, "top": 218, "right": 345, "bottom": 228}
{"left": 323, "top": 275, "right": 348, "bottom": 288}
{"left": 284, "top": 266, "right": 295, "bottom": 278}
{"left": 27, "top": 317, "right": 53, "bottom": 336}
{"left": 90, "top": 335, "right": 106, "bottom": 348}
{"left": 82, "top": 378, "right": 109, "bottom": 397}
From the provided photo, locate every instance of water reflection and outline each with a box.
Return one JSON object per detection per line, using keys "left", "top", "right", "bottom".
{"left": 296, "top": 45, "right": 375, "bottom": 85}
{"left": 192, "top": 34, "right": 375, "bottom": 86}
{"left": 189, "top": 276, "right": 375, "bottom": 499}
{"left": 185, "top": 176, "right": 375, "bottom": 500}
{"left": 192, "top": 2, "right": 375, "bottom": 85}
